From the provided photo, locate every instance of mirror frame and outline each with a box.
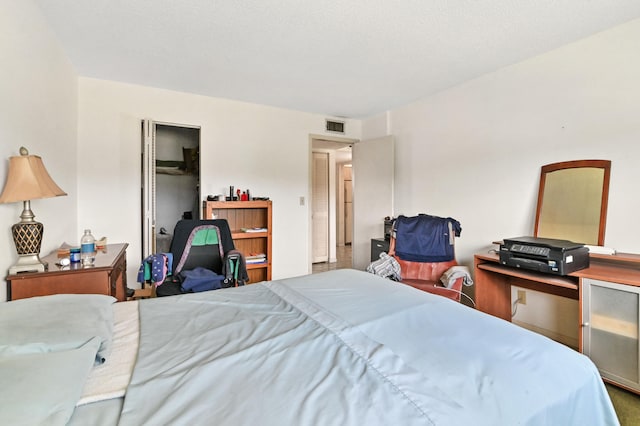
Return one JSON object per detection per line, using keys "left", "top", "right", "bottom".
{"left": 534, "top": 159, "right": 611, "bottom": 246}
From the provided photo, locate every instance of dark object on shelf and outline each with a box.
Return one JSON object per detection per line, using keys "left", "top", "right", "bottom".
{"left": 371, "top": 238, "right": 390, "bottom": 262}
{"left": 183, "top": 147, "right": 199, "bottom": 175}
{"left": 384, "top": 217, "right": 395, "bottom": 241}
{"left": 156, "top": 160, "right": 185, "bottom": 169}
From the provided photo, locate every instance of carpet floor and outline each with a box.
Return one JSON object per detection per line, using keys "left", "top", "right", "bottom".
{"left": 606, "top": 383, "right": 640, "bottom": 425}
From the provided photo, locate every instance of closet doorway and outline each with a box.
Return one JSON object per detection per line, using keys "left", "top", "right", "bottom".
{"left": 142, "top": 120, "right": 201, "bottom": 258}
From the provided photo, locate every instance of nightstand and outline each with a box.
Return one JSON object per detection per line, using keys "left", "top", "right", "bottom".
{"left": 6, "top": 243, "right": 128, "bottom": 301}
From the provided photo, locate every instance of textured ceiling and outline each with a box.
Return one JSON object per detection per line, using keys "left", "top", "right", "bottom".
{"left": 34, "top": 0, "right": 640, "bottom": 118}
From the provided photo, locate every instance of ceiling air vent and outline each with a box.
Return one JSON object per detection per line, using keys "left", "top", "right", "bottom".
{"left": 326, "top": 119, "right": 345, "bottom": 134}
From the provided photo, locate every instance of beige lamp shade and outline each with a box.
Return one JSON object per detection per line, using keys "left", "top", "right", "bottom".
{"left": 0, "top": 148, "right": 67, "bottom": 203}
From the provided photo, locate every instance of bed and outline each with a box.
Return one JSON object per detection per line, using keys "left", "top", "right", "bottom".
{"left": 0, "top": 269, "right": 619, "bottom": 425}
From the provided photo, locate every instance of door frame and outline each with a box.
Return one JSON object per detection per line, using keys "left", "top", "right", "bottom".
{"left": 311, "top": 151, "right": 330, "bottom": 263}
{"left": 308, "top": 134, "right": 357, "bottom": 273}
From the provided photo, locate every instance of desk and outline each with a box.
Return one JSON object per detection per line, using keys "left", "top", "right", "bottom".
{"left": 6, "top": 243, "right": 128, "bottom": 301}
{"left": 474, "top": 252, "right": 579, "bottom": 321}
{"left": 474, "top": 249, "right": 640, "bottom": 394}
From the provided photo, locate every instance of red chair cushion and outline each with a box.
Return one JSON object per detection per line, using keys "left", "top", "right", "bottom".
{"left": 389, "top": 237, "right": 463, "bottom": 302}
{"left": 399, "top": 278, "right": 462, "bottom": 302}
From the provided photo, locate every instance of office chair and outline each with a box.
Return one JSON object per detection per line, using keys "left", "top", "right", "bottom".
{"left": 133, "top": 219, "right": 247, "bottom": 298}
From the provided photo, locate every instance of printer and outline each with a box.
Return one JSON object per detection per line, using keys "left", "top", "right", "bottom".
{"left": 499, "top": 236, "right": 589, "bottom": 276}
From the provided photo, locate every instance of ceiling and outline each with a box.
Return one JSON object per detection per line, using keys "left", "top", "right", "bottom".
{"left": 34, "top": 1, "right": 640, "bottom": 119}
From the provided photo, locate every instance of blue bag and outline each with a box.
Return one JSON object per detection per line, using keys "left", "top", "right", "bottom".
{"left": 180, "top": 267, "right": 224, "bottom": 292}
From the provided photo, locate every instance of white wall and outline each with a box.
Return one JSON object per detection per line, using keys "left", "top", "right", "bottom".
{"left": 0, "top": 1, "right": 78, "bottom": 302}
{"left": 77, "top": 78, "right": 361, "bottom": 286}
{"left": 364, "top": 18, "right": 640, "bottom": 337}
{"left": 366, "top": 18, "right": 640, "bottom": 267}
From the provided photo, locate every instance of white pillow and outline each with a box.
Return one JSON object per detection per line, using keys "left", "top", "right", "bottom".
{"left": 0, "top": 294, "right": 116, "bottom": 363}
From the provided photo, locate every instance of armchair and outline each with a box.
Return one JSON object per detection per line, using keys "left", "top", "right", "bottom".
{"left": 389, "top": 214, "right": 466, "bottom": 302}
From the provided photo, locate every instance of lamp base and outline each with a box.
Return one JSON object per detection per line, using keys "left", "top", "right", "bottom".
{"left": 10, "top": 212, "right": 46, "bottom": 274}
{"left": 9, "top": 254, "right": 47, "bottom": 274}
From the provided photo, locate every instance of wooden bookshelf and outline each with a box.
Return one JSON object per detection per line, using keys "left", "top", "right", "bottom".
{"left": 203, "top": 200, "right": 272, "bottom": 283}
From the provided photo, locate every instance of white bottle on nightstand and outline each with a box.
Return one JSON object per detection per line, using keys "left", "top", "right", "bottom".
{"left": 81, "top": 229, "right": 96, "bottom": 266}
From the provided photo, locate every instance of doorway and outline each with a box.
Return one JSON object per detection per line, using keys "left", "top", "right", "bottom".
{"left": 142, "top": 120, "right": 201, "bottom": 258}
{"left": 310, "top": 137, "right": 354, "bottom": 271}
{"left": 310, "top": 135, "right": 395, "bottom": 272}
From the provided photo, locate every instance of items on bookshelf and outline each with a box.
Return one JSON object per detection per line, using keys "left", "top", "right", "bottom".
{"left": 155, "top": 148, "right": 199, "bottom": 176}
{"left": 246, "top": 253, "right": 267, "bottom": 264}
{"left": 206, "top": 187, "right": 270, "bottom": 202}
{"left": 241, "top": 227, "right": 268, "bottom": 233}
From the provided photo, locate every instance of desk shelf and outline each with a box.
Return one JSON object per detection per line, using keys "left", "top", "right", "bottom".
{"left": 590, "top": 313, "right": 637, "bottom": 339}
{"left": 477, "top": 262, "right": 578, "bottom": 291}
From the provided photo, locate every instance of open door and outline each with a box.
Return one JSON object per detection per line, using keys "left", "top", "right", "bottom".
{"left": 141, "top": 120, "right": 201, "bottom": 259}
{"left": 352, "top": 136, "right": 394, "bottom": 270}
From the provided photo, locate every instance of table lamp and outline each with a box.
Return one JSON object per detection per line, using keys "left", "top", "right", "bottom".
{"left": 0, "top": 147, "right": 67, "bottom": 274}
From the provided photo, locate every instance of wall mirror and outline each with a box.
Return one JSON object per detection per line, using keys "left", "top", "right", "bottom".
{"left": 534, "top": 159, "right": 611, "bottom": 246}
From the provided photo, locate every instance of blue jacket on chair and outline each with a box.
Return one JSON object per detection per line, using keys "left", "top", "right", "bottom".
{"left": 394, "top": 214, "right": 461, "bottom": 262}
